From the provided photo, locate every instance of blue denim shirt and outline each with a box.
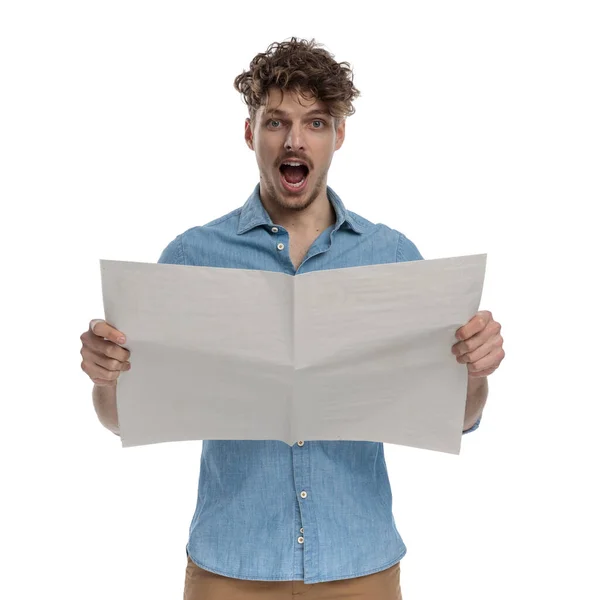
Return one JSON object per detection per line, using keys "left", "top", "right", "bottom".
{"left": 158, "top": 183, "right": 481, "bottom": 584}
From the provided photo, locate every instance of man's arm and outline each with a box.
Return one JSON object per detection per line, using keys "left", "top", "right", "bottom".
{"left": 81, "top": 319, "right": 130, "bottom": 437}
{"left": 93, "top": 383, "right": 120, "bottom": 436}
{"left": 454, "top": 309, "right": 505, "bottom": 435}
{"left": 463, "top": 376, "right": 488, "bottom": 432}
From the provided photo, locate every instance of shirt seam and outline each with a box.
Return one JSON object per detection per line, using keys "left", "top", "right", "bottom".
{"left": 205, "top": 210, "right": 242, "bottom": 229}
{"left": 395, "top": 232, "right": 404, "bottom": 262}
{"left": 178, "top": 233, "right": 186, "bottom": 265}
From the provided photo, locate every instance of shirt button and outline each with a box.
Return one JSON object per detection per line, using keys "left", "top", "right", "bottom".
{"left": 271, "top": 226, "right": 279, "bottom": 233}
{"left": 298, "top": 536, "right": 304, "bottom": 544}
{"left": 300, "top": 491, "right": 308, "bottom": 499}
{"left": 297, "top": 441, "right": 304, "bottom": 446}
{"left": 300, "top": 528, "right": 304, "bottom": 534}
{"left": 277, "top": 243, "right": 285, "bottom": 251}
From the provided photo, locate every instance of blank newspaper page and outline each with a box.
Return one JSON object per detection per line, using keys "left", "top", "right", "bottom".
{"left": 100, "top": 254, "right": 486, "bottom": 454}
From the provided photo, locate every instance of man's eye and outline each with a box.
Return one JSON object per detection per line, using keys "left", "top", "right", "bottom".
{"left": 269, "top": 120, "right": 281, "bottom": 127}
{"left": 313, "top": 120, "right": 324, "bottom": 128}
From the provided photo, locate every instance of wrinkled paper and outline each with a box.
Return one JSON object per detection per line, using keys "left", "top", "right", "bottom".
{"left": 100, "top": 254, "right": 486, "bottom": 454}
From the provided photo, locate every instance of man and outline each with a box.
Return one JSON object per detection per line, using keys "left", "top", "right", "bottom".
{"left": 80, "top": 38, "right": 505, "bottom": 599}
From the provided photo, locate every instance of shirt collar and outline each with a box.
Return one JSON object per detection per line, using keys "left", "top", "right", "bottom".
{"left": 237, "top": 183, "right": 365, "bottom": 235}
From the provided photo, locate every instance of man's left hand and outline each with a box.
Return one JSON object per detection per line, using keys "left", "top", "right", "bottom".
{"left": 452, "top": 310, "right": 505, "bottom": 378}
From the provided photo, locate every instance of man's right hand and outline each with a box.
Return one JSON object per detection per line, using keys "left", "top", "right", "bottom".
{"left": 80, "top": 319, "right": 131, "bottom": 386}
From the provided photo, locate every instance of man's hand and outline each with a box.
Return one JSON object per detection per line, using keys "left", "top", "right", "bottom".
{"left": 452, "top": 310, "right": 505, "bottom": 378}
{"left": 80, "top": 319, "right": 131, "bottom": 386}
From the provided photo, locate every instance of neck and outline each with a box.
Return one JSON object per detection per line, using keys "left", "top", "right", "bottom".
{"left": 259, "top": 182, "right": 336, "bottom": 236}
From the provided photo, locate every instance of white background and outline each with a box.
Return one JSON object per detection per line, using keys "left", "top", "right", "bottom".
{"left": 1, "top": 1, "right": 598, "bottom": 598}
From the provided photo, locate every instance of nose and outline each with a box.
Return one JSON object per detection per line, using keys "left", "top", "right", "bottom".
{"left": 284, "top": 123, "right": 305, "bottom": 152}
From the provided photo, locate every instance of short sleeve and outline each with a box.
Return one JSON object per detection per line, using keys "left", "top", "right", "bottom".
{"left": 158, "top": 234, "right": 185, "bottom": 265}
{"left": 396, "top": 233, "right": 424, "bottom": 262}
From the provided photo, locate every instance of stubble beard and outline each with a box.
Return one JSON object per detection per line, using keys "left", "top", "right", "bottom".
{"left": 262, "top": 169, "right": 327, "bottom": 212}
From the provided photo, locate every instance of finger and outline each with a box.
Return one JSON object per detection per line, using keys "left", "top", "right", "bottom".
{"left": 466, "top": 348, "right": 505, "bottom": 374}
{"left": 453, "top": 319, "right": 501, "bottom": 356}
{"left": 455, "top": 310, "right": 492, "bottom": 341}
{"left": 89, "top": 319, "right": 127, "bottom": 345}
{"left": 456, "top": 333, "right": 503, "bottom": 363}
{"left": 468, "top": 367, "right": 496, "bottom": 378}
{"left": 81, "top": 347, "right": 131, "bottom": 372}
{"left": 81, "top": 333, "right": 131, "bottom": 363}
{"left": 81, "top": 359, "right": 122, "bottom": 383}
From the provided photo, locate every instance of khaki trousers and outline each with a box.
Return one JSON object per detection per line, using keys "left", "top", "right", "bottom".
{"left": 183, "top": 554, "right": 402, "bottom": 599}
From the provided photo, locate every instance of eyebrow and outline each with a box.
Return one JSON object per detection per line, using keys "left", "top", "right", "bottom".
{"left": 265, "top": 108, "right": 330, "bottom": 118}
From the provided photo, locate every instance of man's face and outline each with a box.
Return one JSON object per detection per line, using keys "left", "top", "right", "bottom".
{"left": 245, "top": 87, "right": 345, "bottom": 212}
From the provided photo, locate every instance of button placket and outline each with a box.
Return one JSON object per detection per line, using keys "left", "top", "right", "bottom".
{"left": 291, "top": 426, "right": 314, "bottom": 576}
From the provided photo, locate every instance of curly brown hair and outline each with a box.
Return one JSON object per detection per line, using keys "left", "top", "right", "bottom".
{"left": 233, "top": 37, "right": 360, "bottom": 128}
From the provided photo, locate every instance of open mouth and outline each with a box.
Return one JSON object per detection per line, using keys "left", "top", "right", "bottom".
{"left": 279, "top": 161, "right": 310, "bottom": 191}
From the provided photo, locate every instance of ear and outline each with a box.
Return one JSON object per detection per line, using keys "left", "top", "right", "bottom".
{"left": 245, "top": 118, "right": 254, "bottom": 150}
{"left": 334, "top": 118, "right": 346, "bottom": 151}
